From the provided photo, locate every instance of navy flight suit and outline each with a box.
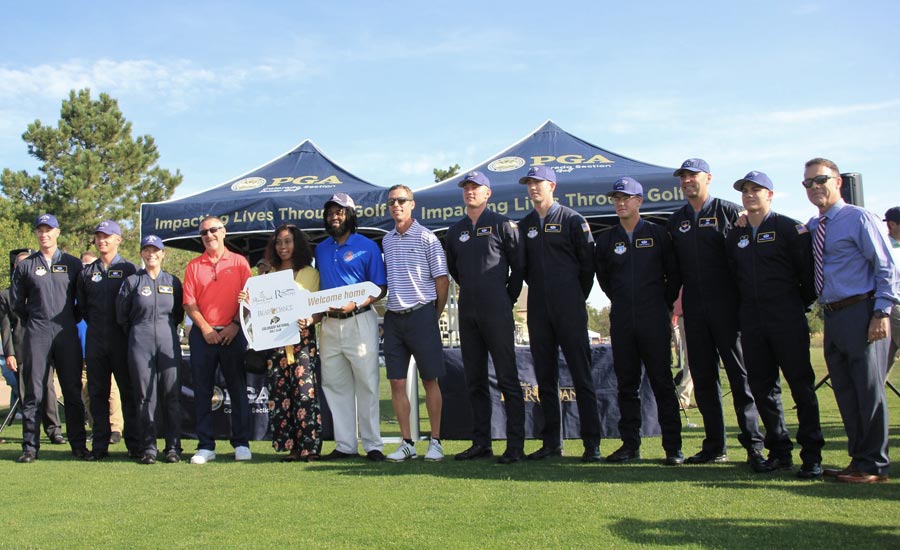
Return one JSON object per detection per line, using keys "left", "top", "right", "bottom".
{"left": 11, "top": 250, "right": 87, "bottom": 455}
{"left": 520, "top": 202, "right": 602, "bottom": 449}
{"left": 117, "top": 269, "right": 185, "bottom": 459}
{"left": 595, "top": 218, "right": 683, "bottom": 454}
{"left": 77, "top": 254, "right": 139, "bottom": 456}
{"left": 666, "top": 197, "right": 763, "bottom": 457}
{"left": 445, "top": 208, "right": 526, "bottom": 452}
{"left": 725, "top": 212, "right": 824, "bottom": 465}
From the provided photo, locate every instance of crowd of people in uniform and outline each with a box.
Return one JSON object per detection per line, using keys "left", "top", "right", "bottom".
{"left": 5, "top": 156, "right": 898, "bottom": 484}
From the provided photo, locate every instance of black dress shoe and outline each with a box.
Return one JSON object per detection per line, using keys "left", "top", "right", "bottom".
{"left": 748, "top": 450, "right": 769, "bottom": 472}
{"left": 527, "top": 446, "right": 563, "bottom": 460}
{"left": 797, "top": 462, "right": 823, "bottom": 479}
{"left": 366, "top": 450, "right": 386, "bottom": 462}
{"left": 127, "top": 450, "right": 143, "bottom": 460}
{"left": 49, "top": 434, "right": 67, "bottom": 445}
{"left": 84, "top": 450, "right": 109, "bottom": 461}
{"left": 605, "top": 446, "right": 640, "bottom": 463}
{"left": 165, "top": 450, "right": 181, "bottom": 464}
{"left": 323, "top": 449, "right": 359, "bottom": 460}
{"left": 686, "top": 450, "right": 728, "bottom": 464}
{"left": 16, "top": 451, "right": 36, "bottom": 463}
{"left": 455, "top": 444, "right": 494, "bottom": 461}
{"left": 71, "top": 448, "right": 92, "bottom": 460}
{"left": 762, "top": 456, "right": 793, "bottom": 472}
{"left": 497, "top": 448, "right": 525, "bottom": 464}
{"left": 665, "top": 450, "right": 685, "bottom": 466}
{"left": 582, "top": 445, "right": 603, "bottom": 463}
{"left": 140, "top": 453, "right": 157, "bottom": 465}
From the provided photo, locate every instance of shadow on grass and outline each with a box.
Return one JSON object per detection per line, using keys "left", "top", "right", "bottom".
{"left": 609, "top": 517, "right": 900, "bottom": 549}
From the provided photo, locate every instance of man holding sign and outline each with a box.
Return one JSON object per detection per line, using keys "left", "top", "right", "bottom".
{"left": 313, "top": 193, "right": 387, "bottom": 462}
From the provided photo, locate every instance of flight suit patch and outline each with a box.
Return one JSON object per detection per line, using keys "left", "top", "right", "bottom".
{"left": 757, "top": 231, "right": 776, "bottom": 243}
{"left": 91, "top": 271, "right": 103, "bottom": 282}
{"left": 527, "top": 227, "right": 538, "bottom": 239}
{"left": 35, "top": 266, "right": 47, "bottom": 277}
{"left": 158, "top": 285, "right": 174, "bottom": 294}
{"left": 635, "top": 238, "right": 654, "bottom": 248}
{"left": 544, "top": 224, "right": 561, "bottom": 233}
{"left": 140, "top": 286, "right": 152, "bottom": 296}
{"left": 796, "top": 224, "right": 808, "bottom": 234}
{"left": 108, "top": 270, "right": 124, "bottom": 278}
{"left": 51, "top": 265, "right": 68, "bottom": 273}
{"left": 678, "top": 220, "right": 691, "bottom": 233}
{"left": 459, "top": 231, "right": 470, "bottom": 242}
{"left": 476, "top": 227, "right": 491, "bottom": 237}
{"left": 699, "top": 217, "right": 717, "bottom": 228}
{"left": 614, "top": 242, "right": 627, "bottom": 255}
{"left": 738, "top": 235, "right": 750, "bottom": 248}
{"left": 581, "top": 222, "right": 590, "bottom": 233}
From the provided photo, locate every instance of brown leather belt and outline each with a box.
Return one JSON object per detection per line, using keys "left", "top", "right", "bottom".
{"left": 822, "top": 292, "right": 873, "bottom": 312}
{"left": 324, "top": 305, "right": 372, "bottom": 319}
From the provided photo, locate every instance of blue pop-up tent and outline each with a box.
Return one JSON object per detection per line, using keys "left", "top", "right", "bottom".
{"left": 413, "top": 120, "right": 684, "bottom": 233}
{"left": 140, "top": 140, "right": 392, "bottom": 253}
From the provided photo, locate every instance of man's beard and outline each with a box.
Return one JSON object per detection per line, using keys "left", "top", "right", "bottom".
{"left": 326, "top": 220, "right": 348, "bottom": 238}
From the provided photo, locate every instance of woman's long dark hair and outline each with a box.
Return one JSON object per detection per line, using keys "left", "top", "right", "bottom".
{"left": 264, "top": 224, "right": 313, "bottom": 270}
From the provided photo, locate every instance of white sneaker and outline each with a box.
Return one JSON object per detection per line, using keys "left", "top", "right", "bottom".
{"left": 424, "top": 438, "right": 443, "bottom": 461}
{"left": 234, "top": 446, "right": 252, "bottom": 461}
{"left": 386, "top": 441, "right": 417, "bottom": 462}
{"left": 190, "top": 449, "right": 216, "bottom": 464}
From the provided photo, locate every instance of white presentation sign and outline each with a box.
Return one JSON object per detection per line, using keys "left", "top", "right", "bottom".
{"left": 240, "top": 270, "right": 380, "bottom": 351}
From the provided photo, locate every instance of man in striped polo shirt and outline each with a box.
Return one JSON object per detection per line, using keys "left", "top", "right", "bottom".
{"left": 382, "top": 185, "right": 450, "bottom": 462}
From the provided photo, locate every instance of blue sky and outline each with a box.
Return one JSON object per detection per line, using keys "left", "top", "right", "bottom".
{"left": 2, "top": 1, "right": 898, "bottom": 307}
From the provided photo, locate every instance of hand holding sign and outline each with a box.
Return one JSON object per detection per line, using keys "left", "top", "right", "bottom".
{"left": 239, "top": 270, "right": 381, "bottom": 351}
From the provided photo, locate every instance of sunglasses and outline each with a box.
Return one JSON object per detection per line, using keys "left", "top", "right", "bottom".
{"left": 199, "top": 225, "right": 224, "bottom": 237}
{"left": 387, "top": 197, "right": 412, "bottom": 206}
{"left": 801, "top": 175, "right": 835, "bottom": 189}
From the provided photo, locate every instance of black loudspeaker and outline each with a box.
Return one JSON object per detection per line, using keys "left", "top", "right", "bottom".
{"left": 840, "top": 172, "right": 864, "bottom": 207}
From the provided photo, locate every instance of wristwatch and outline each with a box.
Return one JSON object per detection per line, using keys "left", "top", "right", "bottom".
{"left": 873, "top": 310, "right": 889, "bottom": 319}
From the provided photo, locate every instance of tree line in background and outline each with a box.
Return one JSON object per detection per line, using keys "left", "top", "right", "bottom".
{"left": 0, "top": 89, "right": 825, "bottom": 338}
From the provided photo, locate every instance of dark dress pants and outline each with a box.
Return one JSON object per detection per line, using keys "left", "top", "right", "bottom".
{"left": 86, "top": 338, "right": 139, "bottom": 453}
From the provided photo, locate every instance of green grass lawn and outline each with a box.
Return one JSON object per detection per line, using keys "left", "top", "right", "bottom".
{"left": 2, "top": 347, "right": 899, "bottom": 549}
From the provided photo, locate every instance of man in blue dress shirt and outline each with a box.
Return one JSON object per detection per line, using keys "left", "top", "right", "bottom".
{"left": 804, "top": 158, "right": 899, "bottom": 483}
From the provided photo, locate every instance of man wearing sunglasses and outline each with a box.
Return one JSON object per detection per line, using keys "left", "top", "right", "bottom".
{"left": 804, "top": 158, "right": 899, "bottom": 483}
{"left": 183, "top": 216, "right": 253, "bottom": 464}
{"left": 725, "top": 171, "right": 824, "bottom": 479}
{"left": 666, "top": 158, "right": 763, "bottom": 468}
{"left": 382, "top": 185, "right": 449, "bottom": 462}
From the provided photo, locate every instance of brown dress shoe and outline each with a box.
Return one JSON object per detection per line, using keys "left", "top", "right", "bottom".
{"left": 823, "top": 465, "right": 856, "bottom": 477}
{"left": 836, "top": 471, "right": 889, "bottom": 484}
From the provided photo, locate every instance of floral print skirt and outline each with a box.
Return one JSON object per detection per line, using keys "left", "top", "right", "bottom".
{"left": 266, "top": 327, "right": 322, "bottom": 457}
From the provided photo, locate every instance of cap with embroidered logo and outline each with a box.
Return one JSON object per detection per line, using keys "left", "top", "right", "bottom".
{"left": 733, "top": 171, "right": 774, "bottom": 192}
{"left": 606, "top": 177, "right": 643, "bottom": 198}
{"left": 518, "top": 166, "right": 557, "bottom": 185}
{"left": 34, "top": 213, "right": 59, "bottom": 229}
{"left": 459, "top": 171, "right": 490, "bottom": 189}
{"left": 673, "top": 158, "right": 711, "bottom": 177}
{"left": 94, "top": 220, "right": 122, "bottom": 237}
{"left": 884, "top": 207, "right": 900, "bottom": 223}
{"left": 140, "top": 235, "right": 165, "bottom": 250}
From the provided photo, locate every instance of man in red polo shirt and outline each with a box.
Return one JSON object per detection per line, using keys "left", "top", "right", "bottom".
{"left": 183, "top": 216, "right": 253, "bottom": 464}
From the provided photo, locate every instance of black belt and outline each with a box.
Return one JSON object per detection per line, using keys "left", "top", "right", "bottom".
{"left": 389, "top": 301, "right": 432, "bottom": 315}
{"left": 822, "top": 292, "right": 873, "bottom": 312}
{"left": 325, "top": 305, "right": 372, "bottom": 319}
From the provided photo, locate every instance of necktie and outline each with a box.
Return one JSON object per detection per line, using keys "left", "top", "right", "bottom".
{"left": 813, "top": 215, "right": 826, "bottom": 295}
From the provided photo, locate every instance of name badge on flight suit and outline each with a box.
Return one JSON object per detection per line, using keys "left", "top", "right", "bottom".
{"left": 635, "top": 238, "right": 654, "bottom": 248}
{"left": 158, "top": 285, "right": 174, "bottom": 294}
{"left": 698, "top": 217, "right": 717, "bottom": 228}
{"left": 544, "top": 224, "right": 561, "bottom": 233}
{"left": 458, "top": 231, "right": 470, "bottom": 242}
{"left": 757, "top": 231, "right": 775, "bottom": 243}
{"left": 108, "top": 270, "right": 124, "bottom": 278}
{"left": 476, "top": 227, "right": 492, "bottom": 237}
{"left": 51, "top": 265, "right": 68, "bottom": 273}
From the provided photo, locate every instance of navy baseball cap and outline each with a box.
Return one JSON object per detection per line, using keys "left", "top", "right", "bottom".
{"left": 518, "top": 166, "right": 557, "bottom": 185}
{"left": 459, "top": 171, "right": 491, "bottom": 188}
{"left": 733, "top": 171, "right": 774, "bottom": 192}
{"left": 140, "top": 234, "right": 165, "bottom": 250}
{"left": 324, "top": 192, "right": 355, "bottom": 209}
{"left": 884, "top": 207, "right": 900, "bottom": 223}
{"left": 34, "top": 213, "right": 59, "bottom": 229}
{"left": 673, "top": 158, "right": 711, "bottom": 176}
{"left": 606, "top": 177, "right": 644, "bottom": 198}
{"left": 94, "top": 220, "right": 122, "bottom": 236}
